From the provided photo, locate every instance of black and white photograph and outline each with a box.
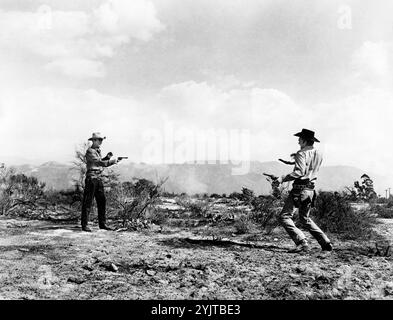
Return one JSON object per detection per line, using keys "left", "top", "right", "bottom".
{"left": 0, "top": 0, "right": 392, "bottom": 309}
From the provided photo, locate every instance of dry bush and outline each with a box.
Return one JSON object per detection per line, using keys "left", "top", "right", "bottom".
{"left": 234, "top": 214, "right": 253, "bottom": 234}
{"left": 312, "top": 191, "right": 377, "bottom": 240}
{"left": 370, "top": 203, "right": 393, "bottom": 219}
{"left": 45, "top": 186, "right": 84, "bottom": 209}
{"left": 249, "top": 196, "right": 281, "bottom": 234}
{"left": 0, "top": 167, "right": 46, "bottom": 216}
{"left": 108, "top": 178, "right": 167, "bottom": 228}
{"left": 241, "top": 187, "right": 255, "bottom": 204}
{"left": 176, "top": 197, "right": 213, "bottom": 217}
{"left": 227, "top": 187, "right": 282, "bottom": 234}
{"left": 228, "top": 192, "right": 243, "bottom": 201}
{"left": 148, "top": 209, "right": 168, "bottom": 225}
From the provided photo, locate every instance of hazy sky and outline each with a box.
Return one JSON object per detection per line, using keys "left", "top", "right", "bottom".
{"left": 0, "top": 0, "right": 392, "bottom": 177}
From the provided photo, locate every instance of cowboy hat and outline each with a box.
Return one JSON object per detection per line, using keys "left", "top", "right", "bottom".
{"left": 88, "top": 132, "right": 106, "bottom": 141}
{"left": 294, "top": 128, "right": 320, "bottom": 142}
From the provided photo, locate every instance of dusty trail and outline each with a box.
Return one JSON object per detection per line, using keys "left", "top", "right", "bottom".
{"left": 0, "top": 216, "right": 392, "bottom": 300}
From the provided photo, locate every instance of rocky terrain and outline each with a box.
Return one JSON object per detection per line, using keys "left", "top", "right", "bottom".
{"left": 0, "top": 199, "right": 392, "bottom": 300}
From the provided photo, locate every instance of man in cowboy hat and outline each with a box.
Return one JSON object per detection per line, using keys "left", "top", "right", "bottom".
{"left": 272, "top": 129, "right": 333, "bottom": 253}
{"left": 81, "top": 132, "right": 123, "bottom": 232}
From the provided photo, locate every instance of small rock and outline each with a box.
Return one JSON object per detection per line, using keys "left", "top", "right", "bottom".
{"left": 146, "top": 269, "right": 156, "bottom": 276}
{"left": 18, "top": 248, "right": 30, "bottom": 252}
{"left": 82, "top": 265, "right": 94, "bottom": 271}
{"left": 67, "top": 276, "right": 85, "bottom": 284}
{"left": 109, "top": 263, "right": 119, "bottom": 272}
{"left": 315, "top": 274, "right": 331, "bottom": 284}
{"left": 295, "top": 266, "right": 306, "bottom": 273}
{"left": 384, "top": 283, "right": 393, "bottom": 296}
{"left": 331, "top": 288, "right": 341, "bottom": 297}
{"left": 101, "top": 262, "right": 119, "bottom": 272}
{"left": 158, "top": 279, "right": 169, "bottom": 285}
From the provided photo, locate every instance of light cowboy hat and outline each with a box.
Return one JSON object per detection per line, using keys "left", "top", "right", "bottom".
{"left": 294, "top": 128, "right": 320, "bottom": 143}
{"left": 88, "top": 132, "right": 106, "bottom": 141}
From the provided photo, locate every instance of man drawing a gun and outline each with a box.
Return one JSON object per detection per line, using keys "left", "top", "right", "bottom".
{"left": 267, "top": 129, "right": 333, "bottom": 253}
{"left": 81, "top": 132, "right": 125, "bottom": 232}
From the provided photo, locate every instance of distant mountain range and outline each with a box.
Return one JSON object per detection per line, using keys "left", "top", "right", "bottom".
{"left": 9, "top": 161, "right": 392, "bottom": 196}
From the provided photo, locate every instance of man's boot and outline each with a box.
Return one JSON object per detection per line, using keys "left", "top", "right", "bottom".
{"left": 321, "top": 242, "right": 333, "bottom": 251}
{"left": 289, "top": 239, "right": 310, "bottom": 253}
{"left": 82, "top": 226, "right": 92, "bottom": 232}
{"left": 99, "top": 224, "right": 113, "bottom": 231}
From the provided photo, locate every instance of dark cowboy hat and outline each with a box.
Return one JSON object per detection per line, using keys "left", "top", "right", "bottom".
{"left": 88, "top": 132, "right": 106, "bottom": 141}
{"left": 294, "top": 128, "right": 320, "bottom": 143}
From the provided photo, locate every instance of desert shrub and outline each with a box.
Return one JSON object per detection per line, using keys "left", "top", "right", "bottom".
{"left": 161, "top": 191, "right": 176, "bottom": 198}
{"left": 386, "top": 199, "right": 393, "bottom": 208}
{"left": 176, "top": 197, "right": 213, "bottom": 217}
{"left": 148, "top": 209, "right": 168, "bottom": 225}
{"left": 234, "top": 214, "right": 253, "bottom": 234}
{"left": 45, "top": 186, "right": 83, "bottom": 209}
{"left": 249, "top": 196, "right": 280, "bottom": 234}
{"left": 344, "top": 175, "right": 378, "bottom": 202}
{"left": 108, "top": 177, "right": 167, "bottom": 227}
{"left": 241, "top": 187, "right": 255, "bottom": 204}
{"left": 229, "top": 192, "right": 243, "bottom": 201}
{"left": 312, "top": 191, "right": 377, "bottom": 240}
{"left": 0, "top": 167, "right": 46, "bottom": 216}
{"left": 370, "top": 204, "right": 393, "bottom": 219}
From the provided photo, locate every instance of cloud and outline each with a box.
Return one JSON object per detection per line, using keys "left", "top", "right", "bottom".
{"left": 45, "top": 59, "right": 106, "bottom": 78}
{"left": 0, "top": 80, "right": 303, "bottom": 164}
{"left": 94, "top": 0, "right": 164, "bottom": 41}
{"left": 312, "top": 87, "right": 393, "bottom": 174}
{"left": 155, "top": 79, "right": 393, "bottom": 176}
{"left": 0, "top": 87, "right": 161, "bottom": 162}
{"left": 155, "top": 80, "right": 309, "bottom": 162}
{"left": 351, "top": 41, "right": 392, "bottom": 86}
{"left": 0, "top": 0, "right": 164, "bottom": 78}
{"left": 157, "top": 81, "right": 301, "bottom": 132}
{"left": 1, "top": 76, "right": 393, "bottom": 177}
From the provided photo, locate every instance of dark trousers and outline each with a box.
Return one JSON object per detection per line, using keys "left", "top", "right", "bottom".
{"left": 81, "top": 177, "right": 106, "bottom": 227}
{"left": 279, "top": 189, "right": 330, "bottom": 247}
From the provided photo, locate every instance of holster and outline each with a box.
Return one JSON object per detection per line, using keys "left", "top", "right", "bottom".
{"left": 291, "top": 179, "right": 316, "bottom": 208}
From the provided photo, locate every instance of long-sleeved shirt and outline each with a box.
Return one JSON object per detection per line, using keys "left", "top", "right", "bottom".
{"left": 85, "top": 147, "right": 116, "bottom": 178}
{"left": 280, "top": 146, "right": 323, "bottom": 183}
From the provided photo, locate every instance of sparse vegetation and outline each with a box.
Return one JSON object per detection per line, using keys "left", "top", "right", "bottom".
{"left": 175, "top": 197, "right": 213, "bottom": 217}
{"left": 344, "top": 174, "right": 377, "bottom": 201}
{"left": 1, "top": 165, "right": 393, "bottom": 300}
{"left": 148, "top": 209, "right": 168, "bottom": 225}
{"left": 370, "top": 202, "right": 393, "bottom": 219}
{"left": 312, "top": 191, "right": 377, "bottom": 240}
{"left": 234, "top": 214, "right": 253, "bottom": 234}
{"left": 0, "top": 166, "right": 46, "bottom": 216}
{"left": 108, "top": 177, "right": 167, "bottom": 228}
{"left": 249, "top": 196, "right": 281, "bottom": 234}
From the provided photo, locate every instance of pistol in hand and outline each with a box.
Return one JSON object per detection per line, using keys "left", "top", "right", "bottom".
{"left": 102, "top": 152, "right": 113, "bottom": 161}
{"left": 263, "top": 173, "right": 278, "bottom": 181}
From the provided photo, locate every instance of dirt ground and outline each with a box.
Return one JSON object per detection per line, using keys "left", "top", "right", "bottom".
{"left": 0, "top": 213, "right": 392, "bottom": 300}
